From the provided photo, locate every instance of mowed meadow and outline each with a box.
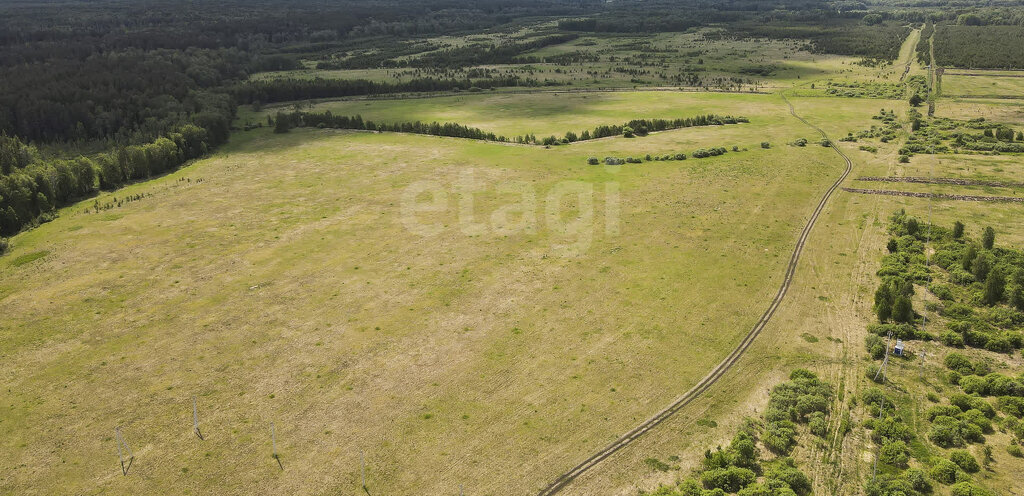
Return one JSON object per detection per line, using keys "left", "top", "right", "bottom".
{"left": 0, "top": 92, "right": 879, "bottom": 494}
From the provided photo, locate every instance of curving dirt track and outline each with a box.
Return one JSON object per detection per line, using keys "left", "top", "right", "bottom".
{"left": 536, "top": 94, "right": 854, "bottom": 496}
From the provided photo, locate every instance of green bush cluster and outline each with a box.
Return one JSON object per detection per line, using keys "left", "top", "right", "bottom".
{"left": 879, "top": 211, "right": 1024, "bottom": 354}
{"left": 651, "top": 371, "right": 825, "bottom": 496}
{"left": 763, "top": 369, "right": 833, "bottom": 454}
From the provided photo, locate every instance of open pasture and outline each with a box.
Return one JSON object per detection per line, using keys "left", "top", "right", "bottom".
{"left": 0, "top": 91, "right": 869, "bottom": 494}
{"left": 941, "top": 73, "right": 1024, "bottom": 98}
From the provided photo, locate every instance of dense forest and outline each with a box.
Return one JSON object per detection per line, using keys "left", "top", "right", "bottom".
{"left": 933, "top": 25, "right": 1024, "bottom": 69}
{"left": 0, "top": 0, "right": 596, "bottom": 236}
{"left": 3, "top": 0, "right": 1024, "bottom": 238}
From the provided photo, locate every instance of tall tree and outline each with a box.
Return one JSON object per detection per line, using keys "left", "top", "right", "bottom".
{"left": 983, "top": 269, "right": 1005, "bottom": 306}
{"left": 982, "top": 226, "right": 995, "bottom": 250}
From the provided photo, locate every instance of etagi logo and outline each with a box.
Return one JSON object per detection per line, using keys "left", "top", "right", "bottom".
{"left": 400, "top": 168, "right": 620, "bottom": 257}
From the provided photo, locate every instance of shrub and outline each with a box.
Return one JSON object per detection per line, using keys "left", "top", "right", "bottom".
{"left": 949, "top": 450, "right": 979, "bottom": 473}
{"left": 931, "top": 284, "right": 955, "bottom": 301}
{"left": 941, "top": 330, "right": 965, "bottom": 347}
{"left": 945, "top": 353, "right": 974, "bottom": 375}
{"left": 866, "top": 364, "right": 884, "bottom": 383}
{"left": 950, "top": 482, "right": 994, "bottom": 496}
{"left": 929, "top": 458, "right": 960, "bottom": 484}
{"left": 865, "top": 334, "right": 886, "bottom": 359}
{"left": 587, "top": 157, "right": 599, "bottom": 165}
{"left": 700, "top": 466, "right": 756, "bottom": 493}
{"left": 1008, "top": 444, "right": 1023, "bottom": 457}
{"left": 0, "top": 237, "right": 8, "bottom": 255}
{"left": 761, "top": 141, "right": 770, "bottom": 148}
{"left": 765, "top": 461, "right": 811, "bottom": 496}
{"left": 763, "top": 421, "right": 797, "bottom": 454}
{"left": 929, "top": 416, "right": 966, "bottom": 447}
{"left": 879, "top": 440, "right": 909, "bottom": 467}
{"left": 873, "top": 416, "right": 913, "bottom": 443}
{"left": 809, "top": 412, "right": 827, "bottom": 437}
{"left": 959, "top": 375, "right": 988, "bottom": 395}
{"left": 998, "top": 396, "right": 1024, "bottom": 417}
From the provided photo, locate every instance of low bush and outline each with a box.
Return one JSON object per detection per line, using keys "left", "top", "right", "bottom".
{"left": 929, "top": 458, "right": 961, "bottom": 484}
{"left": 949, "top": 450, "right": 979, "bottom": 473}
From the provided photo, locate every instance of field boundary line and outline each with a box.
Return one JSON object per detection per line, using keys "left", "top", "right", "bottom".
{"left": 535, "top": 93, "right": 854, "bottom": 495}
{"left": 842, "top": 187, "right": 1024, "bottom": 203}
{"left": 855, "top": 176, "right": 1024, "bottom": 188}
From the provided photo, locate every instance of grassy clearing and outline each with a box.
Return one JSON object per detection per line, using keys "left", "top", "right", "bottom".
{"left": 942, "top": 74, "right": 1024, "bottom": 98}
{"left": 0, "top": 91, "right": 863, "bottom": 494}
{"left": 937, "top": 99, "right": 1024, "bottom": 125}
{"left": 245, "top": 91, "right": 800, "bottom": 139}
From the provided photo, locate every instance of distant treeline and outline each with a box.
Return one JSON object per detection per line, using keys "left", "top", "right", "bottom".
{"left": 544, "top": 114, "right": 748, "bottom": 144}
{"left": 274, "top": 111, "right": 510, "bottom": 141}
{"left": 232, "top": 76, "right": 558, "bottom": 104}
{"left": 317, "top": 34, "right": 579, "bottom": 70}
{"left": 0, "top": 126, "right": 219, "bottom": 235}
{"left": 272, "top": 111, "right": 747, "bottom": 146}
{"left": 727, "top": 20, "right": 910, "bottom": 62}
{"left": 933, "top": 25, "right": 1024, "bottom": 69}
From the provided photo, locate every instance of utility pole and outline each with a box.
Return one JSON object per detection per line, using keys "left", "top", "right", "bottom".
{"left": 114, "top": 426, "right": 134, "bottom": 476}
{"left": 875, "top": 331, "right": 892, "bottom": 383}
{"left": 193, "top": 396, "right": 203, "bottom": 440}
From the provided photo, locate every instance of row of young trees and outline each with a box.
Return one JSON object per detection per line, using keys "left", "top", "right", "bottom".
{"left": 272, "top": 111, "right": 748, "bottom": 147}
{"left": 536, "top": 114, "right": 747, "bottom": 145}
{"left": 0, "top": 124, "right": 217, "bottom": 236}
{"left": 272, "top": 111, "right": 509, "bottom": 142}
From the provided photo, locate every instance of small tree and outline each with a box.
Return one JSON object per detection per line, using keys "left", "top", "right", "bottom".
{"left": 909, "top": 93, "right": 924, "bottom": 107}
{"left": 983, "top": 269, "right": 1005, "bottom": 306}
{"left": 880, "top": 440, "right": 909, "bottom": 467}
{"left": 887, "top": 238, "right": 898, "bottom": 253}
{"left": 973, "top": 251, "right": 992, "bottom": 280}
{"left": 273, "top": 112, "right": 292, "bottom": 133}
{"left": 953, "top": 221, "right": 965, "bottom": 238}
{"left": 982, "top": 226, "right": 995, "bottom": 249}
{"left": 961, "top": 244, "right": 978, "bottom": 271}
{"left": 892, "top": 295, "right": 914, "bottom": 323}
{"left": 1011, "top": 270, "right": 1024, "bottom": 311}
{"left": 875, "top": 282, "right": 893, "bottom": 322}
{"left": 622, "top": 126, "right": 634, "bottom": 138}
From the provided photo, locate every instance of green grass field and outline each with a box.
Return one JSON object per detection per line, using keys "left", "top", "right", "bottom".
{"left": 1, "top": 90, "right": 873, "bottom": 494}
{"left": 941, "top": 73, "right": 1024, "bottom": 98}
{"left": 5, "top": 24, "right": 1024, "bottom": 496}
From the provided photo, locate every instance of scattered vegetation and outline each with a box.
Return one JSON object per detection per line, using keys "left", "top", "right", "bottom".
{"left": 648, "top": 370, "right": 827, "bottom": 496}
